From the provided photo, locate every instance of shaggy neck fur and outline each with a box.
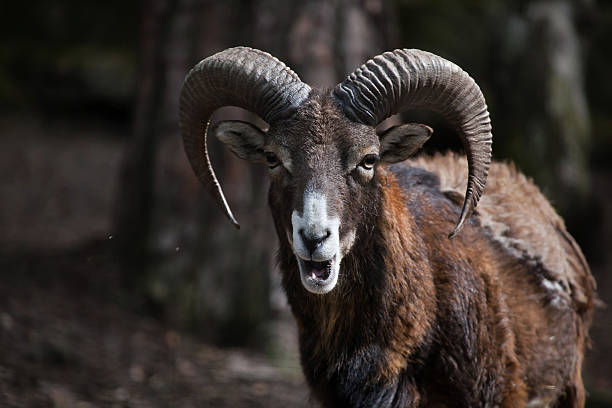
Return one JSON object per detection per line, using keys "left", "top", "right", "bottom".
{"left": 273, "top": 168, "right": 438, "bottom": 406}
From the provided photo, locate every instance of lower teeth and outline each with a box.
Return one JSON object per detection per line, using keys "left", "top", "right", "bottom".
{"left": 305, "top": 260, "right": 331, "bottom": 279}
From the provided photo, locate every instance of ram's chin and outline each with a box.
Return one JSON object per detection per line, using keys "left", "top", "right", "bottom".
{"left": 297, "top": 255, "right": 340, "bottom": 294}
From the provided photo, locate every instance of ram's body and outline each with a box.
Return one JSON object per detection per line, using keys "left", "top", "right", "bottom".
{"left": 178, "top": 47, "right": 596, "bottom": 408}
{"left": 275, "top": 152, "right": 594, "bottom": 407}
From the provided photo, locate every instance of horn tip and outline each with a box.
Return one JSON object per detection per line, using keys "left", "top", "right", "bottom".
{"left": 448, "top": 225, "right": 461, "bottom": 239}
{"left": 448, "top": 203, "right": 471, "bottom": 239}
{"left": 227, "top": 213, "right": 240, "bottom": 229}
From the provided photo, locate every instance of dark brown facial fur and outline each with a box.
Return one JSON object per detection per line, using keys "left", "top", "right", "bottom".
{"left": 267, "top": 90, "right": 380, "bottom": 226}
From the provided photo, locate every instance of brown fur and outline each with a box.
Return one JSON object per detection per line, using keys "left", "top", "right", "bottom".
{"left": 272, "top": 154, "right": 594, "bottom": 406}
{"left": 409, "top": 153, "right": 596, "bottom": 320}
{"left": 219, "top": 92, "right": 595, "bottom": 407}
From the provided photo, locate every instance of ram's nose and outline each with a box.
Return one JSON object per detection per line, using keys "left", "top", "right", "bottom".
{"left": 299, "top": 229, "right": 331, "bottom": 255}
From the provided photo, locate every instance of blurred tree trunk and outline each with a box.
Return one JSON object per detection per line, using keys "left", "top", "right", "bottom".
{"left": 287, "top": 0, "right": 337, "bottom": 87}
{"left": 114, "top": 0, "right": 273, "bottom": 345}
{"left": 493, "top": 0, "right": 591, "bottom": 216}
{"left": 256, "top": 0, "right": 393, "bottom": 86}
{"left": 336, "top": 0, "right": 396, "bottom": 77}
{"left": 113, "top": 0, "right": 176, "bottom": 291}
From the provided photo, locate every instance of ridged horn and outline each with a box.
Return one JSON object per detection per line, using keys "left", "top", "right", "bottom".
{"left": 179, "top": 47, "right": 311, "bottom": 228}
{"left": 333, "top": 49, "right": 492, "bottom": 238}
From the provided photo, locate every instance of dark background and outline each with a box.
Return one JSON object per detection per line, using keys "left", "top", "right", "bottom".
{"left": 1, "top": 0, "right": 611, "bottom": 406}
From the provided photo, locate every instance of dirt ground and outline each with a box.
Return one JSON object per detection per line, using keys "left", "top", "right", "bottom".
{"left": 0, "top": 242, "right": 314, "bottom": 408}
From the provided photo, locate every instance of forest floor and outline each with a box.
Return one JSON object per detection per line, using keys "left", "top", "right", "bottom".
{"left": 0, "top": 241, "right": 313, "bottom": 407}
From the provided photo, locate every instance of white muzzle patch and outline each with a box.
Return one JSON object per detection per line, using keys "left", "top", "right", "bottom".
{"left": 291, "top": 190, "right": 341, "bottom": 294}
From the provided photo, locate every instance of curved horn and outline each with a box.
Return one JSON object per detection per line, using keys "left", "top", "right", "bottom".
{"left": 333, "top": 49, "right": 492, "bottom": 237}
{"left": 179, "top": 47, "right": 311, "bottom": 228}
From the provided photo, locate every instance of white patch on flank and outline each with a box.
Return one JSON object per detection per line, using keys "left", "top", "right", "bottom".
{"left": 526, "top": 392, "right": 558, "bottom": 408}
{"left": 541, "top": 278, "right": 568, "bottom": 308}
{"left": 526, "top": 398, "right": 545, "bottom": 407}
{"left": 541, "top": 279, "right": 564, "bottom": 293}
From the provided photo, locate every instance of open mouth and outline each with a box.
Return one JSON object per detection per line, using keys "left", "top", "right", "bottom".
{"left": 302, "top": 259, "right": 333, "bottom": 281}
{"left": 297, "top": 255, "right": 339, "bottom": 294}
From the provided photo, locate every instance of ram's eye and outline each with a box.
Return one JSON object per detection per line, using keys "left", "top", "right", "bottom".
{"left": 265, "top": 151, "right": 280, "bottom": 169}
{"left": 359, "top": 153, "right": 378, "bottom": 170}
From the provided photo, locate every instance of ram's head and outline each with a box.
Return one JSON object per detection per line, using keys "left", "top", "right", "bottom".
{"left": 179, "top": 47, "right": 491, "bottom": 294}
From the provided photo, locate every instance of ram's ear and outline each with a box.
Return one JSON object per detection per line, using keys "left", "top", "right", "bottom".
{"left": 213, "top": 120, "right": 266, "bottom": 163}
{"left": 378, "top": 123, "right": 432, "bottom": 163}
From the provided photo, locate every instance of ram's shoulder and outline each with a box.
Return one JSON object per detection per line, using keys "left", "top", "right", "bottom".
{"left": 405, "top": 152, "right": 595, "bottom": 313}
{"left": 387, "top": 162, "right": 441, "bottom": 191}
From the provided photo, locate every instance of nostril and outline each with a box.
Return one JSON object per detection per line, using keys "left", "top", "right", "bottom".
{"left": 299, "top": 229, "right": 330, "bottom": 254}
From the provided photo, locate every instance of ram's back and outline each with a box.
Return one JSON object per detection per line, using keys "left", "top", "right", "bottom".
{"left": 406, "top": 152, "right": 596, "bottom": 320}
